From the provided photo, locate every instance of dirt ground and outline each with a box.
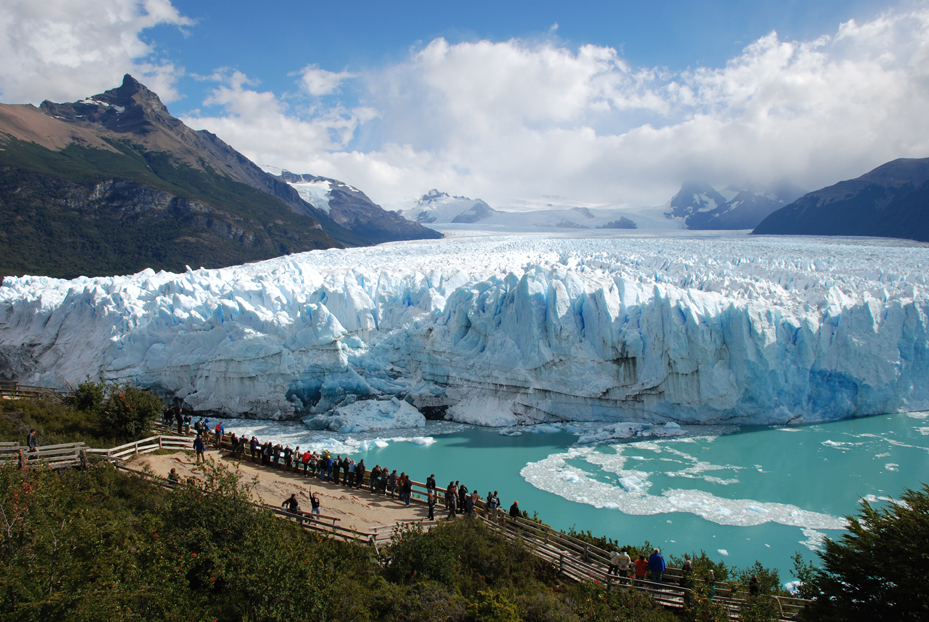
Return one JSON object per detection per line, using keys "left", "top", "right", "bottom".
{"left": 133, "top": 447, "right": 434, "bottom": 533}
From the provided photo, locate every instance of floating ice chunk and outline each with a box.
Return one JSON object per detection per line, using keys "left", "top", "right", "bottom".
{"left": 410, "top": 436, "right": 435, "bottom": 445}
{"left": 618, "top": 477, "right": 641, "bottom": 492}
{"left": 560, "top": 471, "right": 582, "bottom": 483}
{"left": 374, "top": 439, "right": 389, "bottom": 448}
{"left": 664, "top": 422, "right": 681, "bottom": 430}
{"left": 718, "top": 549, "right": 729, "bottom": 556}
{"left": 303, "top": 398, "right": 425, "bottom": 433}
{"left": 446, "top": 396, "right": 519, "bottom": 427}
{"left": 822, "top": 440, "right": 842, "bottom": 447}
{"left": 534, "top": 424, "right": 562, "bottom": 434}
{"left": 885, "top": 463, "right": 899, "bottom": 471}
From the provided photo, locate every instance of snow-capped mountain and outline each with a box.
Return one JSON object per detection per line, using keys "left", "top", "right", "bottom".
{"left": 666, "top": 182, "right": 806, "bottom": 230}
{"left": 269, "top": 171, "right": 442, "bottom": 244}
{"left": 2, "top": 234, "right": 926, "bottom": 427}
{"left": 397, "top": 190, "right": 498, "bottom": 224}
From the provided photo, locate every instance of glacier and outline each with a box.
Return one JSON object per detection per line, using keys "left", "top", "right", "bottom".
{"left": 1, "top": 232, "right": 928, "bottom": 426}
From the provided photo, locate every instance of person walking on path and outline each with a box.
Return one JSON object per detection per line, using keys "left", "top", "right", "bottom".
{"left": 282, "top": 493, "right": 300, "bottom": 514}
{"left": 648, "top": 548, "right": 666, "bottom": 583}
{"left": 214, "top": 422, "right": 224, "bottom": 448}
{"left": 608, "top": 548, "right": 620, "bottom": 575}
{"left": 193, "top": 434, "right": 206, "bottom": 463}
{"left": 427, "top": 491, "right": 436, "bottom": 520}
{"left": 617, "top": 548, "right": 632, "bottom": 583}
{"left": 509, "top": 500, "right": 521, "bottom": 519}
{"left": 634, "top": 555, "right": 648, "bottom": 584}
{"left": 26, "top": 429, "right": 37, "bottom": 452}
{"left": 488, "top": 491, "right": 500, "bottom": 522}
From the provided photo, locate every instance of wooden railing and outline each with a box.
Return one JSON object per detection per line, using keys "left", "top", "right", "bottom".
{"left": 0, "top": 382, "right": 66, "bottom": 399}
{"left": 0, "top": 442, "right": 88, "bottom": 469}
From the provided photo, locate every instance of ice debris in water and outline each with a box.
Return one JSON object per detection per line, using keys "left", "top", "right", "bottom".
{"left": 521, "top": 446, "right": 847, "bottom": 531}
{"left": 718, "top": 549, "right": 729, "bottom": 556}
{"left": 303, "top": 398, "right": 425, "bottom": 433}
{"left": 2, "top": 234, "right": 929, "bottom": 426}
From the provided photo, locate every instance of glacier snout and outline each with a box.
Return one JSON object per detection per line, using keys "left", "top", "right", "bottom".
{"left": 1, "top": 235, "right": 927, "bottom": 426}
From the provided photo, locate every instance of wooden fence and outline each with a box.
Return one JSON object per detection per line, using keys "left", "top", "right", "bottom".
{"left": 0, "top": 382, "right": 66, "bottom": 400}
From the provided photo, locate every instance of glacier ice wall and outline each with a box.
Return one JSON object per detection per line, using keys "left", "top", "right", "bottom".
{"left": 1, "top": 233, "right": 928, "bottom": 425}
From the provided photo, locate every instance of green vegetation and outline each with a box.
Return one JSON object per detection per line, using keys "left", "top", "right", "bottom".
{"left": 798, "top": 484, "right": 929, "bottom": 621}
{"left": 0, "top": 381, "right": 162, "bottom": 447}
{"left": 0, "top": 460, "right": 679, "bottom": 622}
{"left": 0, "top": 137, "right": 358, "bottom": 279}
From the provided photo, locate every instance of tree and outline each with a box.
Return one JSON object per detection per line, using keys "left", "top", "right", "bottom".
{"left": 99, "top": 384, "right": 162, "bottom": 440}
{"left": 803, "top": 484, "right": 929, "bottom": 621}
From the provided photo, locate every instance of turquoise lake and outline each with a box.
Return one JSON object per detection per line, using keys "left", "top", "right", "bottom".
{"left": 224, "top": 411, "right": 929, "bottom": 584}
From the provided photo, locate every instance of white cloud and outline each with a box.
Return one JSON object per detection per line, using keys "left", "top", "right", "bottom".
{"left": 0, "top": 0, "right": 191, "bottom": 104}
{"left": 184, "top": 7, "right": 929, "bottom": 209}
{"left": 299, "top": 64, "right": 356, "bottom": 96}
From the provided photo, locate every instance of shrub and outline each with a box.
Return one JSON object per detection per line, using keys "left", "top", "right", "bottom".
{"left": 802, "top": 484, "right": 929, "bottom": 621}
{"left": 99, "top": 384, "right": 163, "bottom": 440}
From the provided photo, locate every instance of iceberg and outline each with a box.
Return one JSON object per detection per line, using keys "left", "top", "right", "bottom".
{"left": 303, "top": 397, "right": 425, "bottom": 433}
{"left": 1, "top": 233, "right": 928, "bottom": 426}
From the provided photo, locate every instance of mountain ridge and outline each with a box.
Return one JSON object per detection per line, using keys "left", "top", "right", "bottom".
{"left": 753, "top": 157, "right": 929, "bottom": 242}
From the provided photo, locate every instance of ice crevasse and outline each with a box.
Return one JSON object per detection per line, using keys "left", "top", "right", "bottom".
{"left": 1, "top": 234, "right": 927, "bottom": 426}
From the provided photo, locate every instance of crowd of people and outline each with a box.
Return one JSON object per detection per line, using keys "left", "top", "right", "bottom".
{"left": 172, "top": 409, "right": 700, "bottom": 591}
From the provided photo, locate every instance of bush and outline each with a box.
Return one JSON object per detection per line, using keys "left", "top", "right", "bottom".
{"left": 802, "top": 484, "right": 929, "bottom": 621}
{"left": 99, "top": 384, "right": 163, "bottom": 440}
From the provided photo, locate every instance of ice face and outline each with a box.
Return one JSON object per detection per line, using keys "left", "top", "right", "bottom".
{"left": 1, "top": 233, "right": 928, "bottom": 425}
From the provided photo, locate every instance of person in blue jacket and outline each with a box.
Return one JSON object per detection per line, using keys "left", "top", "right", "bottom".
{"left": 648, "top": 548, "right": 666, "bottom": 583}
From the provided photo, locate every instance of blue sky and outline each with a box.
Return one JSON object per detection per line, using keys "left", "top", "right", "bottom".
{"left": 2, "top": 0, "right": 928, "bottom": 208}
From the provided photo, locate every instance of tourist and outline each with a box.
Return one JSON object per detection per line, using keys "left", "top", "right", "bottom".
{"left": 325, "top": 454, "right": 334, "bottom": 481}
{"left": 445, "top": 481, "right": 454, "bottom": 510}
{"left": 282, "top": 493, "right": 300, "bottom": 514}
{"left": 262, "top": 442, "right": 272, "bottom": 466}
{"left": 193, "top": 434, "right": 205, "bottom": 463}
{"left": 273, "top": 444, "right": 282, "bottom": 468}
{"left": 310, "top": 491, "right": 321, "bottom": 516}
{"left": 214, "top": 421, "right": 224, "bottom": 448}
{"left": 458, "top": 482, "right": 468, "bottom": 513}
{"left": 617, "top": 548, "right": 632, "bottom": 582}
{"left": 509, "top": 500, "right": 521, "bottom": 519}
{"left": 648, "top": 548, "right": 666, "bottom": 583}
{"left": 489, "top": 491, "right": 501, "bottom": 521}
{"left": 250, "top": 437, "right": 259, "bottom": 460}
{"left": 749, "top": 575, "right": 760, "bottom": 596}
{"left": 402, "top": 475, "right": 413, "bottom": 506}
{"left": 426, "top": 473, "right": 436, "bottom": 495}
{"left": 447, "top": 484, "right": 458, "bottom": 520}
{"left": 608, "top": 548, "right": 620, "bottom": 575}
{"left": 681, "top": 559, "right": 694, "bottom": 606}
{"left": 634, "top": 555, "right": 648, "bottom": 583}
{"left": 427, "top": 491, "right": 436, "bottom": 520}
{"left": 470, "top": 489, "right": 479, "bottom": 511}
{"left": 183, "top": 412, "right": 192, "bottom": 434}
{"left": 464, "top": 491, "right": 474, "bottom": 516}
{"left": 229, "top": 433, "right": 239, "bottom": 457}
{"left": 167, "top": 467, "right": 179, "bottom": 487}
{"left": 301, "top": 449, "right": 311, "bottom": 475}
{"left": 175, "top": 408, "right": 183, "bottom": 434}
{"left": 355, "top": 459, "right": 365, "bottom": 488}
{"left": 388, "top": 470, "right": 398, "bottom": 498}
{"left": 284, "top": 445, "right": 293, "bottom": 470}
{"left": 26, "top": 428, "right": 37, "bottom": 452}
{"left": 348, "top": 459, "right": 356, "bottom": 485}
{"left": 370, "top": 466, "right": 381, "bottom": 492}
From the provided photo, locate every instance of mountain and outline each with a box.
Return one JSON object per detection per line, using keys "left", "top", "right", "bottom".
{"left": 666, "top": 181, "right": 806, "bottom": 230}
{"left": 397, "top": 189, "right": 499, "bottom": 225}
{"left": 277, "top": 172, "right": 441, "bottom": 244}
{"left": 753, "top": 158, "right": 929, "bottom": 242}
{"left": 0, "top": 75, "right": 436, "bottom": 279}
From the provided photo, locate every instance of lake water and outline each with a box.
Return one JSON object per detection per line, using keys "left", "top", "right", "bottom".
{"left": 221, "top": 411, "right": 929, "bottom": 584}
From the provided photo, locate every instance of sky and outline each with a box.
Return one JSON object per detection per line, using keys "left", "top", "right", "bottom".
{"left": 2, "top": 0, "right": 929, "bottom": 209}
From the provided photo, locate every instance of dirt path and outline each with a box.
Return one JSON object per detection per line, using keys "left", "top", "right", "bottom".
{"left": 133, "top": 448, "right": 432, "bottom": 533}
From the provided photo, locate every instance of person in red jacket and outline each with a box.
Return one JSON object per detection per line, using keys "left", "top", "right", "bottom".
{"left": 634, "top": 554, "right": 649, "bottom": 584}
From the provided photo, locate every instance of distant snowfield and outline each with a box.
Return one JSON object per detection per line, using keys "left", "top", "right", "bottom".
{"left": 2, "top": 231, "right": 928, "bottom": 428}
